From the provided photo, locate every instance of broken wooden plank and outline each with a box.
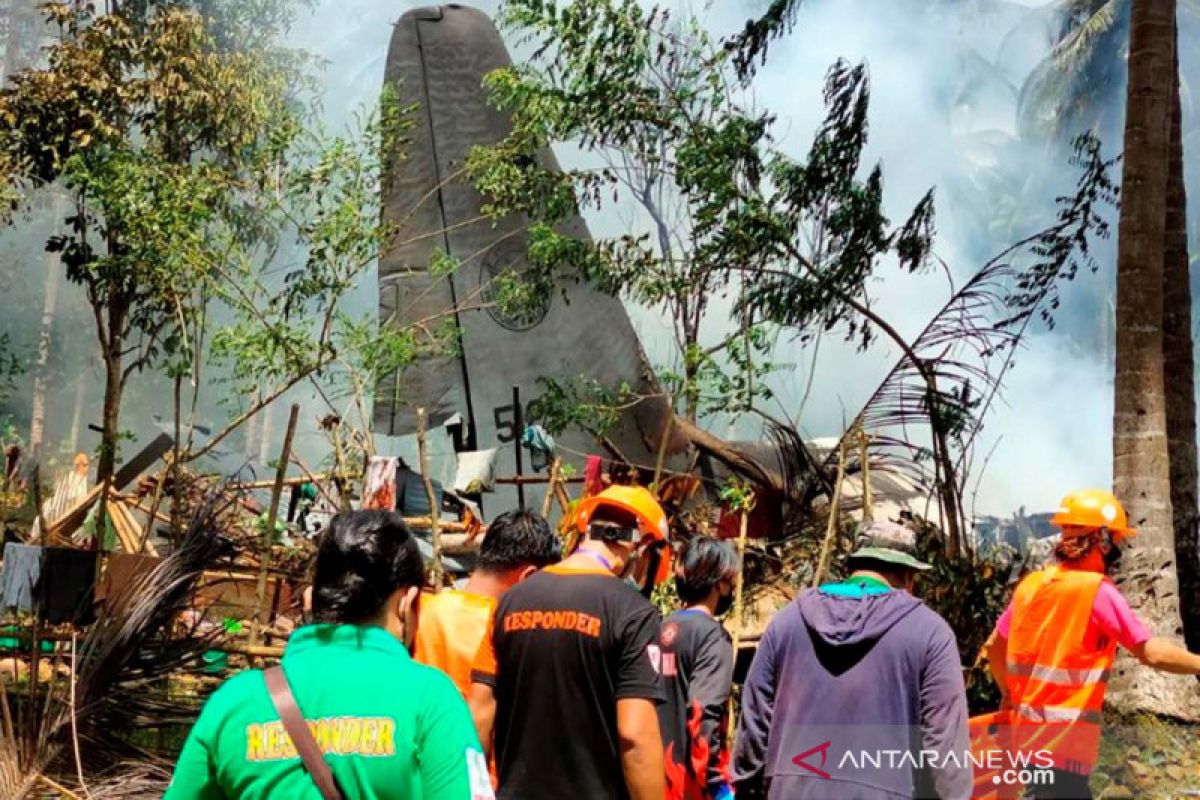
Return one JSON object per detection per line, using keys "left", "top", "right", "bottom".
{"left": 112, "top": 433, "right": 174, "bottom": 489}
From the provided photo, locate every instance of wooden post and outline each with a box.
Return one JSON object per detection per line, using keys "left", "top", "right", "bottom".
{"left": 541, "top": 457, "right": 561, "bottom": 518}
{"left": 331, "top": 422, "right": 352, "bottom": 512}
{"left": 727, "top": 505, "right": 752, "bottom": 742}
{"left": 653, "top": 416, "right": 673, "bottom": 489}
{"left": 859, "top": 427, "right": 873, "bottom": 523}
{"left": 252, "top": 403, "right": 299, "bottom": 646}
{"left": 813, "top": 438, "right": 849, "bottom": 588}
{"left": 416, "top": 408, "right": 444, "bottom": 590}
{"left": 512, "top": 385, "right": 526, "bottom": 511}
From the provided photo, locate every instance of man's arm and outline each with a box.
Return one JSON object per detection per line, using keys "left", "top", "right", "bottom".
{"left": 468, "top": 610, "right": 500, "bottom": 757}
{"left": 468, "top": 681, "right": 497, "bottom": 758}
{"left": 984, "top": 630, "right": 1010, "bottom": 704}
{"left": 732, "top": 622, "right": 778, "bottom": 795}
{"left": 617, "top": 697, "right": 666, "bottom": 800}
{"left": 1132, "top": 637, "right": 1200, "bottom": 674}
{"left": 920, "top": 623, "right": 972, "bottom": 800}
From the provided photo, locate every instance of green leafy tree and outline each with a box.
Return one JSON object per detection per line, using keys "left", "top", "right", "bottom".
{"left": 0, "top": 1, "right": 299, "bottom": 485}
{"left": 470, "top": 0, "right": 935, "bottom": 435}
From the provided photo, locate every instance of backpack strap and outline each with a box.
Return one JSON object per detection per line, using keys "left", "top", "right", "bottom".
{"left": 264, "top": 666, "right": 345, "bottom": 800}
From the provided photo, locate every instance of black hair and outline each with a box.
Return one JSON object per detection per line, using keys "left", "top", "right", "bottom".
{"left": 477, "top": 510, "right": 561, "bottom": 573}
{"left": 311, "top": 510, "right": 425, "bottom": 624}
{"left": 675, "top": 536, "right": 738, "bottom": 605}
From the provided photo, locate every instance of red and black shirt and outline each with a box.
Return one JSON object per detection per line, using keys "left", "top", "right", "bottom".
{"left": 658, "top": 608, "right": 735, "bottom": 800}
{"left": 472, "top": 564, "right": 665, "bottom": 800}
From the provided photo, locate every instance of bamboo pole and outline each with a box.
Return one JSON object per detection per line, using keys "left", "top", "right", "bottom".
{"left": 859, "top": 428, "right": 873, "bottom": 523}
{"left": 139, "top": 462, "right": 169, "bottom": 552}
{"left": 494, "top": 475, "right": 584, "bottom": 486}
{"left": 541, "top": 457, "right": 561, "bottom": 518}
{"left": 231, "top": 474, "right": 331, "bottom": 491}
{"left": 813, "top": 437, "right": 849, "bottom": 588}
{"left": 330, "top": 422, "right": 352, "bottom": 512}
{"left": 252, "top": 404, "right": 299, "bottom": 647}
{"left": 652, "top": 416, "right": 673, "bottom": 489}
{"left": 727, "top": 504, "right": 753, "bottom": 743}
{"left": 416, "top": 408, "right": 443, "bottom": 590}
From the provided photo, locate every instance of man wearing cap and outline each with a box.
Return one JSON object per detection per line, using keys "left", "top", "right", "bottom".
{"left": 733, "top": 520, "right": 971, "bottom": 800}
{"left": 984, "top": 488, "right": 1200, "bottom": 799}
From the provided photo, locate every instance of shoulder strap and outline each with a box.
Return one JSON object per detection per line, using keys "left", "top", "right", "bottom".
{"left": 264, "top": 666, "right": 345, "bottom": 800}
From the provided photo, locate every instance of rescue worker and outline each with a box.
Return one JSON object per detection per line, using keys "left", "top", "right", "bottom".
{"left": 984, "top": 489, "right": 1200, "bottom": 800}
{"left": 659, "top": 536, "right": 738, "bottom": 800}
{"left": 166, "top": 510, "right": 492, "bottom": 800}
{"left": 414, "top": 509, "right": 561, "bottom": 698}
{"left": 469, "top": 485, "right": 669, "bottom": 800}
{"left": 733, "top": 520, "right": 971, "bottom": 800}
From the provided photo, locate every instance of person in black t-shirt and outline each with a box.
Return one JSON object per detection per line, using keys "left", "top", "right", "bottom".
{"left": 470, "top": 486, "right": 670, "bottom": 800}
{"left": 659, "top": 536, "right": 738, "bottom": 800}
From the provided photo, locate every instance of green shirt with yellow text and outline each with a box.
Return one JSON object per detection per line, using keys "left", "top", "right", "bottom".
{"left": 165, "top": 624, "right": 491, "bottom": 800}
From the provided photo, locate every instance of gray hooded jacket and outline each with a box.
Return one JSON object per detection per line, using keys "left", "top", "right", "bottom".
{"left": 732, "top": 584, "right": 971, "bottom": 799}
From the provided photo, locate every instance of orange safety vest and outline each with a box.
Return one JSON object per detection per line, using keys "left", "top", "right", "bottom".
{"left": 1005, "top": 565, "right": 1116, "bottom": 775}
{"left": 413, "top": 588, "right": 496, "bottom": 698}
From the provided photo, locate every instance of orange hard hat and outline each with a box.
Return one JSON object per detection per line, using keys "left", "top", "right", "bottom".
{"left": 575, "top": 485, "right": 671, "bottom": 587}
{"left": 575, "top": 485, "right": 669, "bottom": 540}
{"left": 1050, "top": 489, "right": 1137, "bottom": 540}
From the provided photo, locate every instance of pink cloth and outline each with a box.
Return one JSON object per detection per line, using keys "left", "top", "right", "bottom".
{"left": 995, "top": 578, "right": 1152, "bottom": 650}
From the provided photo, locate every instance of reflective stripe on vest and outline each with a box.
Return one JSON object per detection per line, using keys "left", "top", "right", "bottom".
{"left": 1005, "top": 663, "right": 1110, "bottom": 686}
{"left": 1014, "top": 704, "right": 1104, "bottom": 725}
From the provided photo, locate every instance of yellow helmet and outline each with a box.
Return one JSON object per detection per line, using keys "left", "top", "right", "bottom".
{"left": 1050, "top": 489, "right": 1137, "bottom": 540}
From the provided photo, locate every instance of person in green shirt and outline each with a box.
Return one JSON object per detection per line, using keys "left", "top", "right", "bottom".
{"left": 165, "top": 510, "right": 493, "bottom": 800}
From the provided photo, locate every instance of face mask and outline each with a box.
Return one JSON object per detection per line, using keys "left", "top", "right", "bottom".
{"left": 714, "top": 590, "right": 734, "bottom": 617}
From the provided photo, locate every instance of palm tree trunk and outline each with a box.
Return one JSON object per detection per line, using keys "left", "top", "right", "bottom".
{"left": 1162, "top": 21, "right": 1200, "bottom": 652}
{"left": 1110, "top": 0, "right": 1200, "bottom": 716}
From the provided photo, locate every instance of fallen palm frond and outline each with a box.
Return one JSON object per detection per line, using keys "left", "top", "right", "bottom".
{"left": 88, "top": 760, "right": 175, "bottom": 799}
{"left": 0, "top": 494, "right": 237, "bottom": 798}
{"left": 821, "top": 134, "right": 1116, "bottom": 554}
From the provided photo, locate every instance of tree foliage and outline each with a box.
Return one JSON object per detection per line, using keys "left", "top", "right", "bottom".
{"left": 0, "top": 2, "right": 440, "bottom": 488}
{"left": 470, "top": 0, "right": 934, "bottom": 426}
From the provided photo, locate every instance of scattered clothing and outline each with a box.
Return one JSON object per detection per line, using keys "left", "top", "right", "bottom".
{"left": 453, "top": 449, "right": 499, "bottom": 494}
{"left": 734, "top": 580, "right": 971, "bottom": 800}
{"left": 362, "top": 456, "right": 400, "bottom": 511}
{"left": 472, "top": 564, "right": 664, "bottom": 800}
{"left": 165, "top": 624, "right": 490, "bottom": 800}
{"left": 658, "top": 608, "right": 735, "bottom": 800}
{"left": 520, "top": 425, "right": 555, "bottom": 472}
{"left": 395, "top": 462, "right": 443, "bottom": 518}
{"left": 0, "top": 544, "right": 96, "bottom": 624}
{"left": 582, "top": 455, "right": 604, "bottom": 497}
{"left": 0, "top": 542, "right": 40, "bottom": 613}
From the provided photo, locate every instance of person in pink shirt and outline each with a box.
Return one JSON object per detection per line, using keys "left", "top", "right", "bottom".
{"left": 985, "top": 489, "right": 1200, "bottom": 800}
